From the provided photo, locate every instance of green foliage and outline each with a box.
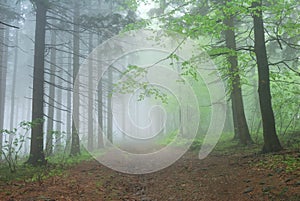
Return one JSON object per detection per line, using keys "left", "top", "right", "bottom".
{"left": 156, "top": 129, "right": 179, "bottom": 145}
{"left": 114, "top": 64, "right": 169, "bottom": 103}
{"left": 270, "top": 70, "right": 300, "bottom": 135}
{"left": 49, "top": 149, "right": 93, "bottom": 166}
{"left": 156, "top": 131, "right": 263, "bottom": 154}
{"left": 279, "top": 131, "right": 300, "bottom": 150}
{"left": 0, "top": 149, "right": 93, "bottom": 184}
{"left": 255, "top": 154, "right": 300, "bottom": 173}
{"left": 114, "top": 64, "right": 148, "bottom": 94}
{"left": 0, "top": 121, "right": 35, "bottom": 173}
{"left": 123, "top": 19, "right": 151, "bottom": 32}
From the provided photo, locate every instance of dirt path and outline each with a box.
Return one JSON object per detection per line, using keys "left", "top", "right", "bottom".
{"left": 0, "top": 151, "right": 299, "bottom": 201}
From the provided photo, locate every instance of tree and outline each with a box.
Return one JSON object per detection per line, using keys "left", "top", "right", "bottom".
{"left": 27, "top": 0, "right": 48, "bottom": 166}
{"left": 107, "top": 66, "right": 113, "bottom": 144}
{"left": 252, "top": 0, "right": 282, "bottom": 153}
{"left": 87, "top": 32, "right": 94, "bottom": 151}
{"left": 45, "top": 29, "right": 56, "bottom": 156}
{"left": 10, "top": 27, "right": 19, "bottom": 138}
{"left": 55, "top": 71, "right": 63, "bottom": 152}
{"left": 223, "top": 11, "right": 253, "bottom": 145}
{"left": 0, "top": 24, "right": 7, "bottom": 156}
{"left": 0, "top": 1, "right": 19, "bottom": 157}
{"left": 97, "top": 35, "right": 104, "bottom": 149}
{"left": 70, "top": 0, "right": 81, "bottom": 156}
{"left": 66, "top": 43, "right": 72, "bottom": 147}
{"left": 1, "top": 1, "right": 21, "bottom": 156}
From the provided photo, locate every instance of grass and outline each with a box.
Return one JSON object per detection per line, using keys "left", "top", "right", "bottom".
{"left": 157, "top": 130, "right": 300, "bottom": 156}
{"left": 156, "top": 131, "right": 262, "bottom": 155}
{"left": 0, "top": 149, "right": 94, "bottom": 184}
{"left": 1, "top": 131, "right": 299, "bottom": 184}
{"left": 255, "top": 154, "right": 300, "bottom": 173}
{"left": 212, "top": 133, "right": 261, "bottom": 155}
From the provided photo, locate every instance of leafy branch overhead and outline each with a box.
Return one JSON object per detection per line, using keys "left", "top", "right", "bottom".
{"left": 114, "top": 65, "right": 168, "bottom": 103}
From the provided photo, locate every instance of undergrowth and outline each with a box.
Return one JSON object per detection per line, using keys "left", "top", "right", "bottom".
{"left": 0, "top": 150, "right": 93, "bottom": 184}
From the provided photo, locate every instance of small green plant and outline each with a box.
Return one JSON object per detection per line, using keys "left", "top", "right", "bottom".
{"left": 254, "top": 154, "right": 300, "bottom": 173}
{"left": 0, "top": 121, "right": 34, "bottom": 173}
{"left": 157, "top": 130, "right": 179, "bottom": 145}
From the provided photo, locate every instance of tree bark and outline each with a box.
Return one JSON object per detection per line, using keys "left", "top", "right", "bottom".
{"left": 252, "top": 0, "right": 282, "bottom": 153}
{"left": 10, "top": 29, "right": 18, "bottom": 133}
{"left": 0, "top": 24, "right": 7, "bottom": 157}
{"left": 97, "top": 35, "right": 104, "bottom": 148}
{"left": 3, "top": 29, "right": 8, "bottom": 145}
{"left": 54, "top": 54, "right": 63, "bottom": 152}
{"left": 46, "top": 29, "right": 56, "bottom": 156}
{"left": 107, "top": 67, "right": 113, "bottom": 144}
{"left": 70, "top": 0, "right": 81, "bottom": 156}
{"left": 66, "top": 44, "right": 72, "bottom": 147}
{"left": 88, "top": 32, "right": 94, "bottom": 151}
{"left": 55, "top": 73, "right": 62, "bottom": 152}
{"left": 223, "top": 14, "right": 253, "bottom": 145}
{"left": 27, "top": 0, "right": 47, "bottom": 166}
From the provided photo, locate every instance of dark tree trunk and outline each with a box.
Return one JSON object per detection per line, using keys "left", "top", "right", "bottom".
{"left": 252, "top": 0, "right": 282, "bottom": 153}
{"left": 70, "top": 1, "right": 81, "bottom": 156}
{"left": 27, "top": 0, "right": 47, "bottom": 166}
{"left": 223, "top": 14, "right": 253, "bottom": 145}
{"left": 46, "top": 30, "right": 56, "bottom": 156}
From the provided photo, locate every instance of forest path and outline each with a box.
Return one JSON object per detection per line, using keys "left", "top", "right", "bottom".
{"left": 1, "top": 151, "right": 299, "bottom": 201}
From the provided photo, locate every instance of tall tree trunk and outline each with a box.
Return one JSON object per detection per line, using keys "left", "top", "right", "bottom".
{"left": 97, "top": 80, "right": 104, "bottom": 148}
{"left": 223, "top": 14, "right": 253, "bottom": 145}
{"left": 10, "top": 29, "right": 18, "bottom": 132}
{"left": 24, "top": 99, "right": 31, "bottom": 155}
{"left": 66, "top": 44, "right": 72, "bottom": 147}
{"left": 55, "top": 53, "right": 63, "bottom": 152}
{"left": 107, "top": 68, "right": 113, "bottom": 144}
{"left": 87, "top": 32, "right": 94, "bottom": 151}
{"left": 0, "top": 24, "right": 7, "bottom": 157}
{"left": 55, "top": 74, "right": 62, "bottom": 152}
{"left": 70, "top": 0, "right": 81, "bottom": 156}
{"left": 2, "top": 29, "right": 9, "bottom": 144}
{"left": 27, "top": 0, "right": 47, "bottom": 166}
{"left": 97, "top": 35, "right": 104, "bottom": 148}
{"left": 46, "top": 30, "right": 56, "bottom": 156}
{"left": 252, "top": 0, "right": 282, "bottom": 153}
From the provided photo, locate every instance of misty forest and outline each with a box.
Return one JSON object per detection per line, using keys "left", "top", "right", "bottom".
{"left": 0, "top": 0, "right": 299, "bottom": 200}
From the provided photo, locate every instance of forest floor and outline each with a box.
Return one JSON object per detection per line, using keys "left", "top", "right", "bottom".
{"left": 0, "top": 149, "right": 299, "bottom": 201}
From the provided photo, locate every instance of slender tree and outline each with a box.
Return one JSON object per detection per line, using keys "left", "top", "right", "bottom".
{"left": 66, "top": 43, "right": 72, "bottom": 147}
{"left": 46, "top": 29, "right": 56, "bottom": 156}
{"left": 88, "top": 32, "right": 94, "bottom": 151}
{"left": 27, "top": 0, "right": 48, "bottom": 166}
{"left": 223, "top": 13, "right": 253, "bottom": 145}
{"left": 252, "top": 0, "right": 282, "bottom": 153}
{"left": 55, "top": 73, "right": 63, "bottom": 152}
{"left": 0, "top": 24, "right": 6, "bottom": 156}
{"left": 97, "top": 35, "right": 104, "bottom": 148}
{"left": 107, "top": 67, "right": 113, "bottom": 144}
{"left": 70, "top": 0, "right": 81, "bottom": 156}
{"left": 10, "top": 28, "right": 19, "bottom": 134}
